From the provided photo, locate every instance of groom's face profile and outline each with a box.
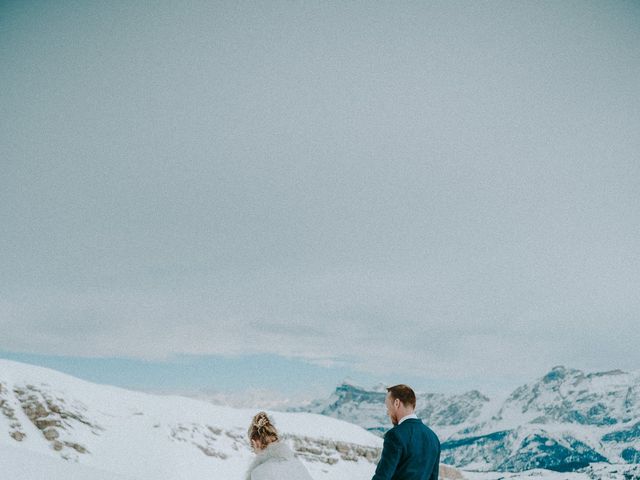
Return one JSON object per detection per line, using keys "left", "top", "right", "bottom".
{"left": 385, "top": 392, "right": 400, "bottom": 426}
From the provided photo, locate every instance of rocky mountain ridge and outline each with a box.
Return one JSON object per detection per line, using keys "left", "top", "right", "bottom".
{"left": 292, "top": 366, "right": 640, "bottom": 474}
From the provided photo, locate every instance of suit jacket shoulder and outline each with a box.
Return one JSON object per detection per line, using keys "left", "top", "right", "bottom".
{"left": 372, "top": 419, "right": 441, "bottom": 480}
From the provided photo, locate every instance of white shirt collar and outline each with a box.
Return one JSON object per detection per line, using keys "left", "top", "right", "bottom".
{"left": 398, "top": 413, "right": 418, "bottom": 425}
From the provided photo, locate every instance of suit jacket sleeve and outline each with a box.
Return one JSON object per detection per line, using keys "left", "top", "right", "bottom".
{"left": 429, "top": 447, "right": 440, "bottom": 480}
{"left": 372, "top": 429, "right": 403, "bottom": 480}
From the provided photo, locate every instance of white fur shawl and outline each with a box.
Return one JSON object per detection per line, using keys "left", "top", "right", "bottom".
{"left": 245, "top": 441, "right": 312, "bottom": 480}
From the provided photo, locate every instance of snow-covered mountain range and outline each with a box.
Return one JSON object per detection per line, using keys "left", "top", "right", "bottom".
{"left": 292, "top": 381, "right": 493, "bottom": 437}
{"left": 291, "top": 366, "right": 640, "bottom": 477}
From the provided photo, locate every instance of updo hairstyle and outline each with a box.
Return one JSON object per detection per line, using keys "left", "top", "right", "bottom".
{"left": 248, "top": 411, "right": 279, "bottom": 448}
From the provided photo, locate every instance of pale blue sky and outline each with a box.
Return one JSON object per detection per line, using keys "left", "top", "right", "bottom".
{"left": 1, "top": 1, "right": 639, "bottom": 398}
{"left": 0, "top": 350, "right": 495, "bottom": 398}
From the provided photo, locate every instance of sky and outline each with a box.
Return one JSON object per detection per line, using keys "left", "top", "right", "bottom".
{"left": 1, "top": 1, "right": 639, "bottom": 402}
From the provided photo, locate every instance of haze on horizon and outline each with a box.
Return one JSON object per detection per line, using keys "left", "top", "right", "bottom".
{"left": 1, "top": 0, "right": 639, "bottom": 398}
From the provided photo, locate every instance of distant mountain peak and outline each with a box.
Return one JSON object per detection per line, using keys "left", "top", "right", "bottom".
{"left": 339, "top": 377, "right": 366, "bottom": 389}
{"left": 539, "top": 365, "right": 633, "bottom": 387}
{"left": 541, "top": 365, "right": 580, "bottom": 383}
{"left": 587, "top": 368, "right": 628, "bottom": 378}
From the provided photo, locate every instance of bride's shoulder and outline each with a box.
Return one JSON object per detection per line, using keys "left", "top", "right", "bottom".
{"left": 247, "top": 441, "right": 314, "bottom": 480}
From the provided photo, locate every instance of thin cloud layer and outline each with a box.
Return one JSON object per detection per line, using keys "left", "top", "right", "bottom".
{"left": 1, "top": 1, "right": 639, "bottom": 389}
{"left": 2, "top": 265, "right": 638, "bottom": 383}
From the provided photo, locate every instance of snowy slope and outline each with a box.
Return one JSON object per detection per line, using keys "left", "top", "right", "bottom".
{"left": 0, "top": 359, "right": 382, "bottom": 480}
{"left": 1, "top": 442, "right": 139, "bottom": 480}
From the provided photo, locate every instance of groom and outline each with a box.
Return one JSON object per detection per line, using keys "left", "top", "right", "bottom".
{"left": 372, "top": 384, "right": 441, "bottom": 480}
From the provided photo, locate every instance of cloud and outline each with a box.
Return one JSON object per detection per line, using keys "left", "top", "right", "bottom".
{"left": 2, "top": 262, "right": 638, "bottom": 386}
{"left": 1, "top": 0, "right": 639, "bottom": 390}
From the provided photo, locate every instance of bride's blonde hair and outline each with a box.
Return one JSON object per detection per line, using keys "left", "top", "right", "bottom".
{"left": 248, "top": 411, "right": 279, "bottom": 448}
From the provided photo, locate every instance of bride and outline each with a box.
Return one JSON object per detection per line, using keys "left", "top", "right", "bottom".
{"left": 245, "top": 411, "right": 313, "bottom": 480}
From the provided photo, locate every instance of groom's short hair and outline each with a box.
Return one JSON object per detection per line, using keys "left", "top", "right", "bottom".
{"left": 387, "top": 384, "right": 416, "bottom": 408}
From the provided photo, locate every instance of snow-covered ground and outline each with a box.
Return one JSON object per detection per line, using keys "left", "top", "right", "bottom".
{"left": 1, "top": 442, "right": 139, "bottom": 480}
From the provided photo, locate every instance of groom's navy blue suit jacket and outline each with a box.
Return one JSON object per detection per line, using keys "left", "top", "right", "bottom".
{"left": 372, "top": 418, "right": 441, "bottom": 480}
